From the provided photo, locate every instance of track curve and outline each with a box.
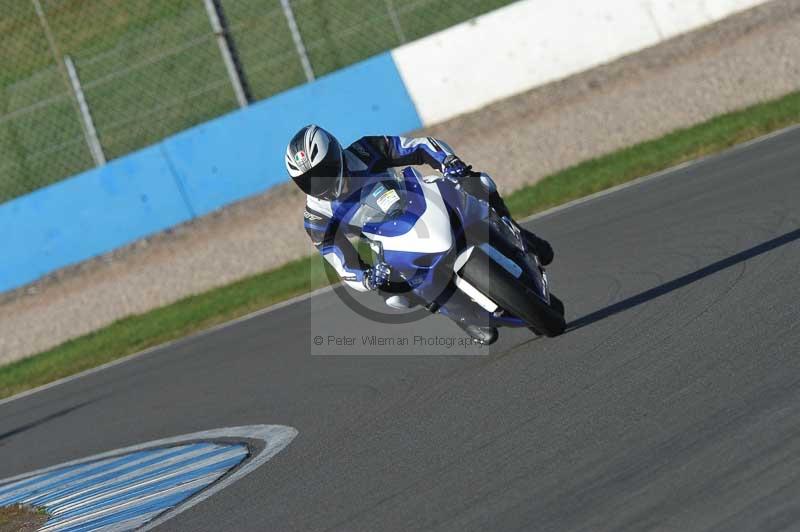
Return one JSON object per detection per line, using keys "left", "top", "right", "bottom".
{"left": 2, "top": 127, "right": 800, "bottom": 531}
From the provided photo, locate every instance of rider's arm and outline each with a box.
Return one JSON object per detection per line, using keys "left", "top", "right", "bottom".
{"left": 304, "top": 207, "right": 371, "bottom": 292}
{"left": 355, "top": 135, "right": 456, "bottom": 172}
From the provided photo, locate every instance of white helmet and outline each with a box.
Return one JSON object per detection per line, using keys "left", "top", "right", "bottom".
{"left": 285, "top": 124, "right": 345, "bottom": 200}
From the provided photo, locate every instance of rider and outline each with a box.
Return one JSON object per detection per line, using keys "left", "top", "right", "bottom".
{"left": 285, "top": 124, "right": 553, "bottom": 345}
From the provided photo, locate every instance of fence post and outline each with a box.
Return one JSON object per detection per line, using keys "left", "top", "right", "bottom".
{"left": 385, "top": 0, "right": 406, "bottom": 45}
{"left": 280, "top": 0, "right": 315, "bottom": 82}
{"left": 203, "top": 0, "right": 250, "bottom": 107}
{"left": 32, "top": 0, "right": 104, "bottom": 167}
{"left": 64, "top": 56, "right": 106, "bottom": 166}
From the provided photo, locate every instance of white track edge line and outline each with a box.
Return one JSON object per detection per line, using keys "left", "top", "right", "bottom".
{"left": 2, "top": 122, "right": 798, "bottom": 407}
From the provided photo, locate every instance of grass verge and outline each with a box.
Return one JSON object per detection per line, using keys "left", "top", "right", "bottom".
{"left": 2, "top": 91, "right": 800, "bottom": 399}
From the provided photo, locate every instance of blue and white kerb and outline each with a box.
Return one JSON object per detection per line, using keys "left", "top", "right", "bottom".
{"left": 0, "top": 425, "right": 297, "bottom": 531}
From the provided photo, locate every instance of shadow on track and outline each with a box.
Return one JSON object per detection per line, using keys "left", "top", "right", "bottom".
{"left": 567, "top": 227, "right": 800, "bottom": 332}
{"left": 0, "top": 398, "right": 100, "bottom": 445}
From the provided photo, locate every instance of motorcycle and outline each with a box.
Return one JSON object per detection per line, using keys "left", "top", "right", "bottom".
{"left": 337, "top": 167, "right": 566, "bottom": 338}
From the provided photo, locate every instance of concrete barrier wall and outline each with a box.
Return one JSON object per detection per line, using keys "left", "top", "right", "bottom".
{"left": 0, "top": 52, "right": 421, "bottom": 292}
{"left": 163, "top": 52, "right": 421, "bottom": 218}
{"left": 0, "top": 0, "right": 769, "bottom": 293}
{"left": 392, "top": 0, "right": 767, "bottom": 125}
{"left": 0, "top": 145, "right": 194, "bottom": 291}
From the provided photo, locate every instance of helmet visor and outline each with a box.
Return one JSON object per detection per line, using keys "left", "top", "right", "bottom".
{"left": 296, "top": 146, "right": 344, "bottom": 200}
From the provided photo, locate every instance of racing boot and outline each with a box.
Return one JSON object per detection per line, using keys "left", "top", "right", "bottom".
{"left": 520, "top": 228, "right": 554, "bottom": 266}
{"left": 487, "top": 190, "right": 513, "bottom": 218}
{"left": 456, "top": 320, "right": 499, "bottom": 345}
{"left": 484, "top": 190, "right": 554, "bottom": 266}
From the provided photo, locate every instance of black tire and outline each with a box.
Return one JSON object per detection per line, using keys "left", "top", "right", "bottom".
{"left": 529, "top": 324, "right": 546, "bottom": 337}
{"left": 459, "top": 246, "right": 566, "bottom": 337}
{"left": 549, "top": 293, "right": 565, "bottom": 317}
{"left": 530, "top": 294, "right": 564, "bottom": 336}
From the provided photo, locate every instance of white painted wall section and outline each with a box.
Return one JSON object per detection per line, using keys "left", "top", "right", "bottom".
{"left": 393, "top": 0, "right": 769, "bottom": 126}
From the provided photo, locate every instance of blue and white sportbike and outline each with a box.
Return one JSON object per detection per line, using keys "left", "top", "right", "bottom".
{"left": 338, "top": 168, "right": 567, "bottom": 339}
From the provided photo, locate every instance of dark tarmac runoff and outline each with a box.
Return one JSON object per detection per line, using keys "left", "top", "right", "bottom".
{"left": 1, "top": 126, "right": 799, "bottom": 531}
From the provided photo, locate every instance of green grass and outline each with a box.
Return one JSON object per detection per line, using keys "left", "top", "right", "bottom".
{"left": 0, "top": 0, "right": 513, "bottom": 203}
{"left": 292, "top": 0, "right": 514, "bottom": 76}
{"left": 0, "top": 256, "right": 330, "bottom": 399}
{"left": 506, "top": 91, "right": 800, "bottom": 217}
{"left": 1, "top": 90, "right": 799, "bottom": 399}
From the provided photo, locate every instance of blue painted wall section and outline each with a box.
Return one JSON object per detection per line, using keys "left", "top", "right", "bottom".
{"left": 165, "top": 52, "right": 422, "bottom": 217}
{"left": 0, "top": 145, "right": 193, "bottom": 291}
{"left": 0, "top": 52, "right": 422, "bottom": 293}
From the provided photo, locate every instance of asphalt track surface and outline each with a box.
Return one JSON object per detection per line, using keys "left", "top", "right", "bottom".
{"left": 2, "top": 127, "right": 800, "bottom": 531}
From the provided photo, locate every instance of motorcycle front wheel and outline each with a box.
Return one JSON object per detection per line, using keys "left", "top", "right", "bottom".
{"left": 459, "top": 246, "right": 566, "bottom": 337}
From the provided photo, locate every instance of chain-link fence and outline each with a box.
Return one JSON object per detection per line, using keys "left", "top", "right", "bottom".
{"left": 0, "top": 0, "right": 516, "bottom": 204}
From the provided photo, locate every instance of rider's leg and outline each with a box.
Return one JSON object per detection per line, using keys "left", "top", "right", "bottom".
{"left": 382, "top": 295, "right": 495, "bottom": 345}
{"left": 460, "top": 174, "right": 554, "bottom": 266}
{"left": 417, "top": 284, "right": 499, "bottom": 345}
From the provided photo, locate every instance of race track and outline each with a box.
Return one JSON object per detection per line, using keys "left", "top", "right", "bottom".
{"left": 2, "top": 126, "right": 800, "bottom": 531}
